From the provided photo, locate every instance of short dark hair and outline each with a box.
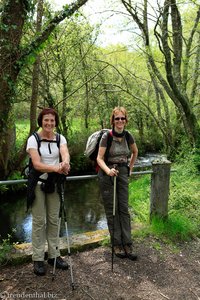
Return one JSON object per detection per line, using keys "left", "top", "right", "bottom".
{"left": 37, "top": 108, "right": 59, "bottom": 127}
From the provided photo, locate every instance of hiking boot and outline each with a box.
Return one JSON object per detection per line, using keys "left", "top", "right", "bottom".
{"left": 114, "top": 246, "right": 126, "bottom": 258}
{"left": 48, "top": 256, "right": 69, "bottom": 270}
{"left": 124, "top": 245, "right": 138, "bottom": 261}
{"left": 33, "top": 261, "right": 46, "bottom": 276}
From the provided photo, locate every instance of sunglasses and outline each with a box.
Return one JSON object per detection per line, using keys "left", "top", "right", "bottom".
{"left": 114, "top": 117, "right": 126, "bottom": 121}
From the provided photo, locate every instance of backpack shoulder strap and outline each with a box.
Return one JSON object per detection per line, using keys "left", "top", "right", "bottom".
{"left": 105, "top": 130, "right": 113, "bottom": 161}
{"left": 33, "top": 132, "right": 61, "bottom": 152}
{"left": 23, "top": 132, "right": 41, "bottom": 177}
{"left": 33, "top": 132, "right": 41, "bottom": 155}
{"left": 56, "top": 133, "right": 61, "bottom": 162}
{"left": 107, "top": 130, "right": 113, "bottom": 147}
{"left": 55, "top": 133, "right": 61, "bottom": 148}
{"left": 125, "top": 130, "right": 130, "bottom": 148}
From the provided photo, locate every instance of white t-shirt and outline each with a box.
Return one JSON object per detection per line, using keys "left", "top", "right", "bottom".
{"left": 26, "top": 133, "right": 67, "bottom": 166}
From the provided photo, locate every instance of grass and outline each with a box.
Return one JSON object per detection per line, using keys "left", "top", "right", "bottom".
{"left": 150, "top": 214, "right": 197, "bottom": 241}
{"left": 128, "top": 156, "right": 200, "bottom": 242}
{"left": 129, "top": 175, "right": 151, "bottom": 223}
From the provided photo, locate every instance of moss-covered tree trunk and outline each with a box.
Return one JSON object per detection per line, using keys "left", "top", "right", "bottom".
{"left": 0, "top": 0, "right": 88, "bottom": 179}
{"left": 0, "top": 0, "right": 29, "bottom": 178}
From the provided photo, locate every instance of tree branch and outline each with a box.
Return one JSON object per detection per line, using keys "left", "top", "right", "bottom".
{"left": 19, "top": 0, "right": 88, "bottom": 68}
{"left": 55, "top": 64, "right": 109, "bottom": 107}
{"left": 183, "top": 6, "right": 200, "bottom": 90}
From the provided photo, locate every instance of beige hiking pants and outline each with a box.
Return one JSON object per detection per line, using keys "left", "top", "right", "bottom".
{"left": 31, "top": 184, "right": 61, "bottom": 261}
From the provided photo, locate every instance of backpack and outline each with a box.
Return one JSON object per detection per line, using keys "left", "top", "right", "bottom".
{"left": 84, "top": 129, "right": 130, "bottom": 163}
{"left": 85, "top": 129, "right": 111, "bottom": 161}
{"left": 24, "top": 132, "right": 61, "bottom": 210}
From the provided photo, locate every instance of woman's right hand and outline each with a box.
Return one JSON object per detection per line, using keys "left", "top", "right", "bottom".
{"left": 107, "top": 168, "right": 119, "bottom": 177}
{"left": 55, "top": 163, "right": 63, "bottom": 174}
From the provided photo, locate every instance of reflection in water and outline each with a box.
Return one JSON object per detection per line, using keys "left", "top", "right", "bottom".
{"left": 22, "top": 215, "right": 32, "bottom": 242}
{"left": 0, "top": 153, "right": 164, "bottom": 243}
{"left": 0, "top": 179, "right": 107, "bottom": 243}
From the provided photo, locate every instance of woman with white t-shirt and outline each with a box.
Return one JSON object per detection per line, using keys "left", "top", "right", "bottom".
{"left": 26, "top": 107, "right": 70, "bottom": 276}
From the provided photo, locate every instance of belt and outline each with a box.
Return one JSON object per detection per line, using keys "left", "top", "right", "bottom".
{"left": 108, "top": 162, "right": 128, "bottom": 167}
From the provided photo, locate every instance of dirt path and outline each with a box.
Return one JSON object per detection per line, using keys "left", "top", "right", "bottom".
{"left": 0, "top": 237, "right": 199, "bottom": 300}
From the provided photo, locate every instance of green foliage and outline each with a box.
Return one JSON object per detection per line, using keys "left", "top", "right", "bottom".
{"left": 129, "top": 175, "right": 151, "bottom": 223}
{"left": 129, "top": 152, "right": 200, "bottom": 241}
{"left": 15, "top": 119, "right": 30, "bottom": 150}
{"left": 169, "top": 158, "right": 200, "bottom": 235}
{"left": 0, "top": 230, "right": 16, "bottom": 266}
{"left": 1, "top": 0, "right": 199, "bottom": 182}
{"left": 68, "top": 127, "right": 95, "bottom": 174}
{"left": 150, "top": 214, "right": 197, "bottom": 242}
{"left": 193, "top": 147, "right": 200, "bottom": 171}
{"left": 0, "top": 184, "right": 8, "bottom": 193}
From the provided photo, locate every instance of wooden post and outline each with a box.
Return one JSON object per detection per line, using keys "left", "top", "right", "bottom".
{"left": 150, "top": 159, "right": 171, "bottom": 221}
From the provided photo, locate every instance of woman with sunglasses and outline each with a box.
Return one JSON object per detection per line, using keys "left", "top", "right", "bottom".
{"left": 97, "top": 107, "right": 138, "bottom": 260}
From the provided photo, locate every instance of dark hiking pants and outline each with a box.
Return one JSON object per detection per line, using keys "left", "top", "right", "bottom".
{"left": 98, "top": 166, "right": 132, "bottom": 246}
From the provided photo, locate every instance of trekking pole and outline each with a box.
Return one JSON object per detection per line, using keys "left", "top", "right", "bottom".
{"left": 60, "top": 176, "right": 75, "bottom": 290}
{"left": 52, "top": 175, "right": 64, "bottom": 281}
{"left": 52, "top": 175, "right": 75, "bottom": 290}
{"left": 63, "top": 206, "right": 75, "bottom": 290}
{"left": 112, "top": 165, "right": 117, "bottom": 272}
{"left": 52, "top": 212, "right": 62, "bottom": 281}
